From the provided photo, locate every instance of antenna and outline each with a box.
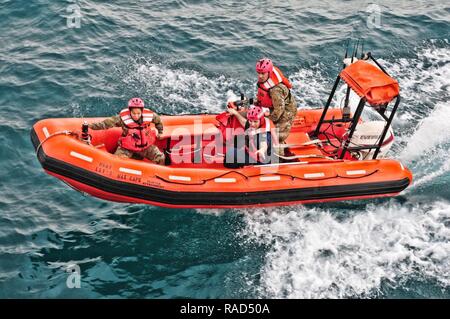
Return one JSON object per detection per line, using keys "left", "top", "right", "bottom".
{"left": 360, "top": 39, "right": 365, "bottom": 59}
{"left": 344, "top": 38, "right": 350, "bottom": 59}
{"left": 351, "top": 39, "right": 359, "bottom": 63}
{"left": 342, "top": 38, "right": 350, "bottom": 69}
{"left": 354, "top": 39, "right": 360, "bottom": 60}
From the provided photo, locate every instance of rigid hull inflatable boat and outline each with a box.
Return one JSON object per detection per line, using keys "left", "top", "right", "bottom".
{"left": 31, "top": 53, "right": 412, "bottom": 208}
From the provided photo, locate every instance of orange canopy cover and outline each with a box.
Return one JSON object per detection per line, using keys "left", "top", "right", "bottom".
{"left": 340, "top": 60, "right": 399, "bottom": 105}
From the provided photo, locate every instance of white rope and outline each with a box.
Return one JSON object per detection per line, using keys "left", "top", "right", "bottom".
{"left": 35, "top": 130, "right": 78, "bottom": 154}
{"left": 274, "top": 139, "right": 323, "bottom": 149}
{"left": 166, "top": 146, "right": 201, "bottom": 155}
{"left": 275, "top": 153, "right": 333, "bottom": 160}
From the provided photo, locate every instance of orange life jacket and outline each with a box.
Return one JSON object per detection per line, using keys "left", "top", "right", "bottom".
{"left": 118, "top": 108, "right": 156, "bottom": 152}
{"left": 256, "top": 66, "right": 293, "bottom": 108}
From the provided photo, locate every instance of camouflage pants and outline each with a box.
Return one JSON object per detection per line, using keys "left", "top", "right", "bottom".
{"left": 274, "top": 108, "right": 296, "bottom": 145}
{"left": 114, "top": 145, "right": 165, "bottom": 165}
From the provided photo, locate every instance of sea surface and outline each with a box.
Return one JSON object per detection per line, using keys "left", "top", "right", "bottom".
{"left": 0, "top": 0, "right": 449, "bottom": 298}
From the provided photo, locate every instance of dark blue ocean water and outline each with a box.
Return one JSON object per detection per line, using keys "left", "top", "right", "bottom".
{"left": 0, "top": 0, "right": 449, "bottom": 298}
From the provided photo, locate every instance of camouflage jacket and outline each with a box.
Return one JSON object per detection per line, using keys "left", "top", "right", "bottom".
{"left": 268, "top": 83, "right": 297, "bottom": 123}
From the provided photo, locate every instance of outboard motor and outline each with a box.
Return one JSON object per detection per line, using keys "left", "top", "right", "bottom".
{"left": 350, "top": 121, "right": 394, "bottom": 159}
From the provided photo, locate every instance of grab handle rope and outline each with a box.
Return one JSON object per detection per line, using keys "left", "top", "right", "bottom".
{"left": 35, "top": 130, "right": 79, "bottom": 155}
{"left": 274, "top": 153, "right": 333, "bottom": 160}
{"left": 274, "top": 139, "right": 323, "bottom": 149}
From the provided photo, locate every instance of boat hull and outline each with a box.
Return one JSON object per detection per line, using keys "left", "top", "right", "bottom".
{"left": 31, "top": 111, "right": 412, "bottom": 208}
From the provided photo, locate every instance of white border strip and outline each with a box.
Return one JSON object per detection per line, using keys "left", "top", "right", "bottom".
{"left": 169, "top": 175, "right": 191, "bottom": 182}
{"left": 214, "top": 178, "right": 236, "bottom": 183}
{"left": 70, "top": 151, "right": 93, "bottom": 163}
{"left": 304, "top": 172, "right": 325, "bottom": 178}
{"left": 273, "top": 68, "right": 283, "bottom": 82}
{"left": 346, "top": 170, "right": 366, "bottom": 175}
{"left": 119, "top": 167, "right": 142, "bottom": 176}
{"left": 42, "top": 127, "right": 50, "bottom": 138}
{"left": 259, "top": 176, "right": 281, "bottom": 182}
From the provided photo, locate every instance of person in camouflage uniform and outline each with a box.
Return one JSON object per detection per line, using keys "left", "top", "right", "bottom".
{"left": 254, "top": 58, "right": 297, "bottom": 148}
{"left": 266, "top": 83, "right": 297, "bottom": 145}
{"left": 88, "top": 98, "right": 166, "bottom": 165}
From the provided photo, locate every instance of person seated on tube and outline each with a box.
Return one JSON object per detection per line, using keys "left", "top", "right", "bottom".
{"left": 88, "top": 97, "right": 165, "bottom": 165}
{"left": 224, "top": 106, "right": 274, "bottom": 168}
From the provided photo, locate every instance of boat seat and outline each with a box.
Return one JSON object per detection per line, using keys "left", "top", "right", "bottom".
{"left": 286, "top": 131, "right": 311, "bottom": 144}
{"left": 286, "top": 131, "right": 324, "bottom": 156}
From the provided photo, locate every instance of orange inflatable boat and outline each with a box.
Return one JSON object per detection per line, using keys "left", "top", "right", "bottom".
{"left": 31, "top": 54, "right": 412, "bottom": 208}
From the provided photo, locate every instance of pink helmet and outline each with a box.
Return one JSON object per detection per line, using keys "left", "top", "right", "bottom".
{"left": 128, "top": 97, "right": 144, "bottom": 109}
{"left": 247, "top": 106, "right": 265, "bottom": 121}
{"left": 256, "top": 58, "right": 273, "bottom": 73}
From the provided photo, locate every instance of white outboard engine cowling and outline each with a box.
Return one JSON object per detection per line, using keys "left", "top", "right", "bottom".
{"left": 350, "top": 121, "right": 394, "bottom": 159}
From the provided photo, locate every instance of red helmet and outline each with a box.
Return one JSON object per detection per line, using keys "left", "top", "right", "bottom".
{"left": 256, "top": 58, "right": 273, "bottom": 73}
{"left": 247, "top": 106, "right": 265, "bottom": 121}
{"left": 128, "top": 97, "right": 144, "bottom": 109}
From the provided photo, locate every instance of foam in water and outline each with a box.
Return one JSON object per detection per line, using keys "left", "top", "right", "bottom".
{"left": 400, "top": 102, "right": 450, "bottom": 161}
{"left": 290, "top": 63, "right": 330, "bottom": 109}
{"left": 239, "top": 201, "right": 450, "bottom": 298}
{"left": 410, "top": 153, "right": 450, "bottom": 190}
{"left": 399, "top": 100, "right": 450, "bottom": 190}
{"left": 382, "top": 41, "right": 450, "bottom": 128}
{"left": 392, "top": 44, "right": 450, "bottom": 189}
{"left": 120, "top": 57, "right": 248, "bottom": 114}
